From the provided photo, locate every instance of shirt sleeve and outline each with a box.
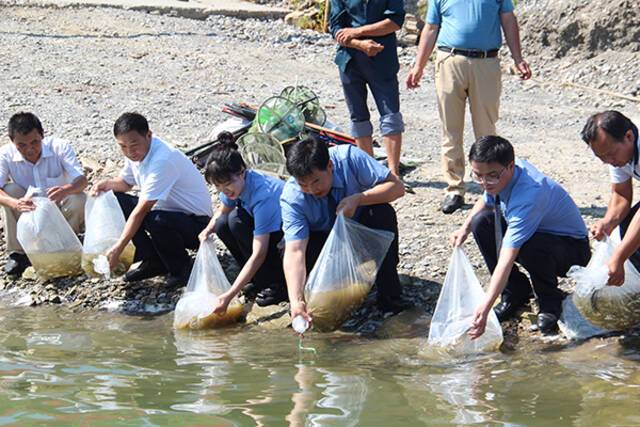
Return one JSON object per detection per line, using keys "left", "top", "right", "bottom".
{"left": 329, "top": 0, "right": 349, "bottom": 37}
{"left": 119, "top": 160, "right": 136, "bottom": 186}
{"left": 219, "top": 192, "right": 237, "bottom": 208}
{"left": 502, "top": 197, "right": 546, "bottom": 249}
{"left": 56, "top": 140, "right": 84, "bottom": 181}
{"left": 500, "top": 0, "right": 514, "bottom": 13}
{"left": 426, "top": 0, "right": 441, "bottom": 25}
{"left": 0, "top": 151, "right": 10, "bottom": 188}
{"left": 383, "top": 0, "right": 405, "bottom": 28}
{"left": 252, "top": 197, "right": 282, "bottom": 236}
{"left": 610, "top": 164, "right": 633, "bottom": 184}
{"left": 139, "top": 159, "right": 179, "bottom": 202}
{"left": 281, "top": 192, "right": 309, "bottom": 242}
{"left": 348, "top": 146, "right": 391, "bottom": 189}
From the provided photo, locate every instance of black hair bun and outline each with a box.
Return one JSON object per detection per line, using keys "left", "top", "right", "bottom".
{"left": 217, "top": 131, "right": 238, "bottom": 151}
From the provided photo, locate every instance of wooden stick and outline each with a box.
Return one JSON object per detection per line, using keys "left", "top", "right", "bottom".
{"left": 322, "top": 0, "right": 330, "bottom": 33}
{"left": 530, "top": 78, "right": 640, "bottom": 104}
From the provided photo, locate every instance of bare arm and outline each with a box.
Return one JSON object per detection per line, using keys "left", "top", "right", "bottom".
{"left": 199, "top": 203, "right": 234, "bottom": 242}
{"left": 283, "top": 239, "right": 312, "bottom": 322}
{"left": 0, "top": 187, "right": 29, "bottom": 211}
{"left": 47, "top": 175, "right": 88, "bottom": 203}
{"left": 450, "top": 198, "right": 487, "bottom": 246}
{"left": 348, "top": 18, "right": 401, "bottom": 38}
{"left": 500, "top": 12, "right": 531, "bottom": 79}
{"left": 406, "top": 24, "right": 440, "bottom": 88}
{"left": 91, "top": 177, "right": 134, "bottom": 195}
{"left": 468, "top": 246, "right": 520, "bottom": 339}
{"left": 601, "top": 180, "right": 633, "bottom": 232}
{"left": 336, "top": 174, "right": 405, "bottom": 217}
{"left": 106, "top": 198, "right": 156, "bottom": 269}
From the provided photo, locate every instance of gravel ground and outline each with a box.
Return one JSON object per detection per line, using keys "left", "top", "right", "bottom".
{"left": 0, "top": 5, "right": 639, "bottom": 340}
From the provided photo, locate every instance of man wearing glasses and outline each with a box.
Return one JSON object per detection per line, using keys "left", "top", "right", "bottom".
{"left": 450, "top": 136, "right": 590, "bottom": 336}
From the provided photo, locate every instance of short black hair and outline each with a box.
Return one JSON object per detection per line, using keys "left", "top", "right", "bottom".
{"left": 204, "top": 142, "right": 246, "bottom": 184}
{"left": 8, "top": 112, "right": 44, "bottom": 140}
{"left": 113, "top": 112, "right": 149, "bottom": 137}
{"left": 468, "top": 135, "right": 515, "bottom": 167}
{"left": 581, "top": 110, "right": 633, "bottom": 145}
{"left": 286, "top": 135, "right": 330, "bottom": 178}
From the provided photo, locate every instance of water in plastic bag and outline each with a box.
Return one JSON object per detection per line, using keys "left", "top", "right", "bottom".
{"left": 424, "top": 247, "right": 503, "bottom": 356}
{"left": 568, "top": 229, "right": 640, "bottom": 330}
{"left": 173, "top": 239, "right": 244, "bottom": 330}
{"left": 304, "top": 214, "right": 394, "bottom": 332}
{"left": 17, "top": 196, "right": 83, "bottom": 280}
{"left": 81, "top": 191, "right": 135, "bottom": 277}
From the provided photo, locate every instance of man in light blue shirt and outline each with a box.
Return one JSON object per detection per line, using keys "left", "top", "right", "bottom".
{"left": 451, "top": 136, "right": 590, "bottom": 335}
{"left": 281, "top": 137, "right": 406, "bottom": 324}
{"left": 407, "top": 0, "right": 531, "bottom": 214}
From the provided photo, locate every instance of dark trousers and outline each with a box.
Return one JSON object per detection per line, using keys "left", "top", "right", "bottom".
{"left": 471, "top": 208, "right": 591, "bottom": 316}
{"left": 620, "top": 201, "right": 640, "bottom": 271}
{"left": 214, "top": 207, "right": 285, "bottom": 290}
{"left": 115, "top": 192, "right": 210, "bottom": 275}
{"left": 305, "top": 204, "right": 401, "bottom": 309}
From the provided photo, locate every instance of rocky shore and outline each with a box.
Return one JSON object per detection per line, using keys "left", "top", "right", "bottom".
{"left": 0, "top": 4, "right": 638, "bottom": 338}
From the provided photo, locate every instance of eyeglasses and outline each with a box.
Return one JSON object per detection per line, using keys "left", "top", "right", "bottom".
{"left": 471, "top": 168, "right": 507, "bottom": 185}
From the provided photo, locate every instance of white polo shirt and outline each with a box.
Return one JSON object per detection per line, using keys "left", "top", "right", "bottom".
{"left": 0, "top": 136, "right": 84, "bottom": 191}
{"left": 120, "top": 136, "right": 213, "bottom": 217}
{"left": 610, "top": 127, "right": 640, "bottom": 183}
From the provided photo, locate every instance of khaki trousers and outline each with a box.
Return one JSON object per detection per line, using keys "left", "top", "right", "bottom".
{"left": 435, "top": 50, "right": 502, "bottom": 196}
{"left": 2, "top": 183, "right": 86, "bottom": 254}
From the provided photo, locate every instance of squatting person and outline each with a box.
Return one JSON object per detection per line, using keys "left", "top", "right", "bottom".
{"left": 92, "top": 112, "right": 212, "bottom": 287}
{"left": 450, "top": 136, "right": 590, "bottom": 336}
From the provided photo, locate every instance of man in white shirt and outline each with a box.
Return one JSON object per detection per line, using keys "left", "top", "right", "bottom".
{"left": 93, "top": 113, "right": 213, "bottom": 287}
{"left": 0, "top": 112, "right": 88, "bottom": 276}
{"left": 581, "top": 110, "right": 640, "bottom": 285}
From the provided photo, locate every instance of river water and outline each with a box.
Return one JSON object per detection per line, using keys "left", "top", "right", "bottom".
{"left": 1, "top": 304, "right": 639, "bottom": 426}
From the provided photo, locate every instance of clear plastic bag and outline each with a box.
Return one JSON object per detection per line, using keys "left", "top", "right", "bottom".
{"left": 568, "top": 229, "right": 640, "bottom": 330}
{"left": 17, "top": 196, "right": 83, "bottom": 280}
{"left": 82, "top": 191, "right": 135, "bottom": 277}
{"left": 426, "top": 247, "right": 503, "bottom": 355}
{"left": 305, "top": 214, "right": 394, "bottom": 332}
{"left": 173, "top": 239, "right": 244, "bottom": 330}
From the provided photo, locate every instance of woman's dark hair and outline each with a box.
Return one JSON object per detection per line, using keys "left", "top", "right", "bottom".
{"left": 204, "top": 141, "right": 246, "bottom": 184}
{"left": 113, "top": 112, "right": 149, "bottom": 137}
{"left": 8, "top": 112, "right": 44, "bottom": 140}
{"left": 286, "top": 135, "right": 330, "bottom": 178}
{"left": 581, "top": 110, "right": 633, "bottom": 144}
{"left": 468, "top": 135, "right": 515, "bottom": 167}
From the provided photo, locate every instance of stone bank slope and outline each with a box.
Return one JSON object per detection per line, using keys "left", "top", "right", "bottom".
{"left": 518, "top": 0, "right": 640, "bottom": 99}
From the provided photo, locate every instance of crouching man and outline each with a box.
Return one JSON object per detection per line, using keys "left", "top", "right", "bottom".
{"left": 281, "top": 136, "right": 406, "bottom": 325}
{"left": 92, "top": 113, "right": 212, "bottom": 287}
{"left": 0, "top": 112, "right": 87, "bottom": 276}
{"left": 450, "top": 136, "right": 590, "bottom": 336}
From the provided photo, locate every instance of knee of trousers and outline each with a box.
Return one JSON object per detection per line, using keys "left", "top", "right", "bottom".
{"left": 3, "top": 183, "right": 26, "bottom": 199}
{"left": 62, "top": 192, "right": 87, "bottom": 213}
{"left": 350, "top": 120, "right": 374, "bottom": 139}
{"left": 470, "top": 209, "right": 495, "bottom": 235}
{"left": 380, "top": 112, "right": 405, "bottom": 136}
{"left": 213, "top": 213, "right": 232, "bottom": 237}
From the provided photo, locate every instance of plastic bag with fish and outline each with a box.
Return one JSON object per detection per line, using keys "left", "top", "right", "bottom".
{"left": 426, "top": 247, "right": 503, "bottom": 355}
{"left": 173, "top": 239, "right": 244, "bottom": 330}
{"left": 17, "top": 195, "right": 83, "bottom": 280}
{"left": 569, "top": 229, "right": 640, "bottom": 330}
{"left": 82, "top": 190, "right": 134, "bottom": 277}
{"left": 305, "top": 214, "right": 394, "bottom": 332}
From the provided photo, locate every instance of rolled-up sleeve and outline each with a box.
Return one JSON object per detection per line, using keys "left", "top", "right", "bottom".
{"left": 384, "top": 0, "right": 405, "bottom": 27}
{"left": 426, "top": 0, "right": 441, "bottom": 25}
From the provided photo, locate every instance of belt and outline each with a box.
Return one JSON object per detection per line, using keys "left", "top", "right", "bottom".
{"left": 438, "top": 46, "right": 499, "bottom": 58}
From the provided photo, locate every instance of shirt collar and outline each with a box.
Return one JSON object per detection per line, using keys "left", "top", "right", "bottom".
{"left": 139, "top": 137, "right": 158, "bottom": 167}
{"left": 498, "top": 162, "right": 522, "bottom": 203}
{"left": 11, "top": 137, "right": 53, "bottom": 163}
{"left": 330, "top": 160, "right": 345, "bottom": 191}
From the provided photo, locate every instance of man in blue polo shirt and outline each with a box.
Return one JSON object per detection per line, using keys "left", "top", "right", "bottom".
{"left": 328, "top": 0, "right": 405, "bottom": 178}
{"left": 407, "top": 0, "right": 531, "bottom": 214}
{"left": 450, "top": 136, "right": 590, "bottom": 335}
{"left": 281, "top": 136, "right": 406, "bottom": 323}
{"left": 580, "top": 111, "right": 640, "bottom": 286}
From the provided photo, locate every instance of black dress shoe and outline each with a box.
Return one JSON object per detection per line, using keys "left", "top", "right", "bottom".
{"left": 255, "top": 286, "right": 288, "bottom": 307}
{"left": 537, "top": 312, "right": 559, "bottom": 335}
{"left": 441, "top": 194, "right": 464, "bottom": 214}
{"left": 166, "top": 261, "right": 194, "bottom": 289}
{"left": 4, "top": 252, "right": 31, "bottom": 276}
{"left": 493, "top": 299, "right": 527, "bottom": 322}
{"left": 379, "top": 299, "right": 412, "bottom": 315}
{"left": 124, "top": 260, "right": 167, "bottom": 282}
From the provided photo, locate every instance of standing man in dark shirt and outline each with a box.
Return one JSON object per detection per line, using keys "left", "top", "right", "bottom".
{"left": 329, "top": 0, "right": 405, "bottom": 179}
